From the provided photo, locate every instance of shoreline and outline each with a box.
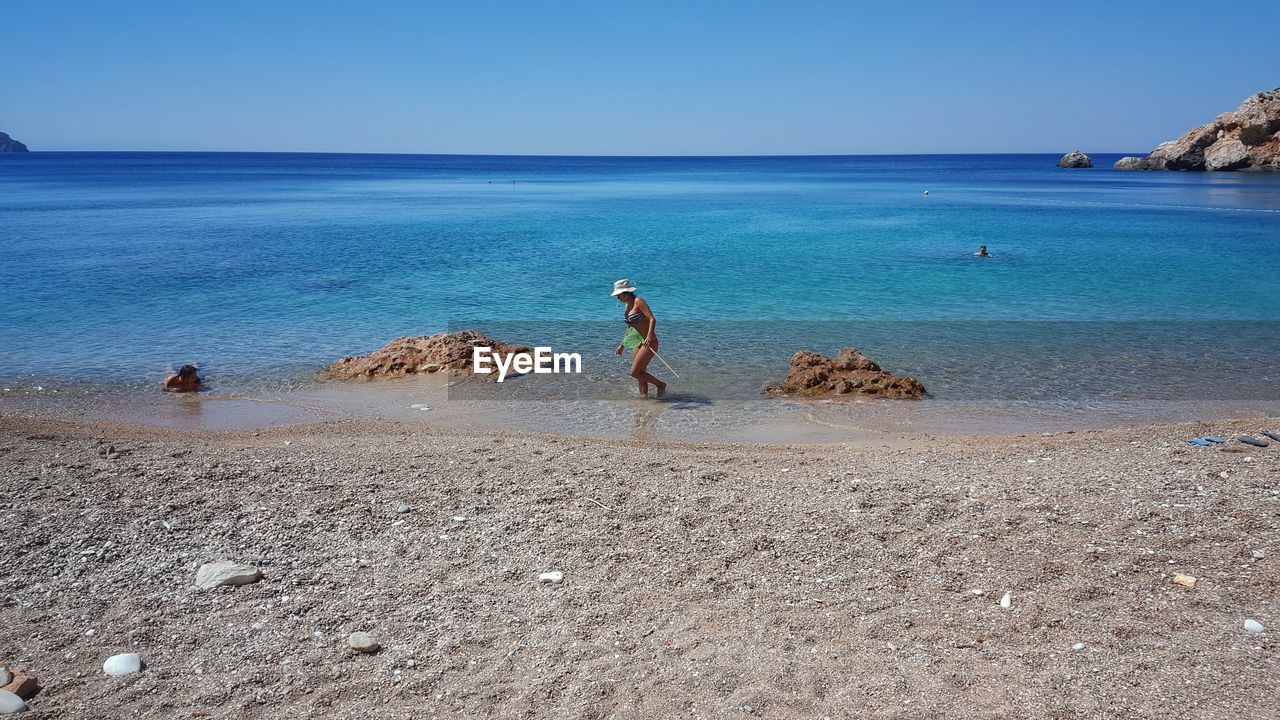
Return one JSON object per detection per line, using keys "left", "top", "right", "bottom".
{"left": 1, "top": 412, "right": 1276, "bottom": 717}
{"left": 5, "top": 374, "right": 1279, "bottom": 446}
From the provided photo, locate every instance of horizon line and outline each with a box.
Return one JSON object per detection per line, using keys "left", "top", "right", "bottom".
{"left": 4, "top": 149, "right": 1145, "bottom": 159}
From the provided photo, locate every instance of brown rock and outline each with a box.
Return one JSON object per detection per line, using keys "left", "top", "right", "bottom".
{"left": 1172, "top": 573, "right": 1197, "bottom": 588}
{"left": 320, "top": 330, "right": 532, "bottom": 381}
{"left": 1, "top": 667, "right": 39, "bottom": 699}
{"left": 764, "top": 348, "right": 925, "bottom": 399}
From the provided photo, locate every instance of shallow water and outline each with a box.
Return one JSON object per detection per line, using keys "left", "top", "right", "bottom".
{"left": 2, "top": 152, "right": 1278, "bottom": 438}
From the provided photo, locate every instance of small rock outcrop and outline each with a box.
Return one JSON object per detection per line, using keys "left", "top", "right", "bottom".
{"left": 321, "top": 330, "right": 532, "bottom": 381}
{"left": 1115, "top": 88, "right": 1280, "bottom": 172}
{"left": 195, "top": 560, "right": 263, "bottom": 590}
{"left": 763, "top": 348, "right": 926, "bottom": 399}
{"left": 0, "top": 132, "right": 27, "bottom": 153}
{"left": 1057, "top": 151, "right": 1092, "bottom": 168}
{"left": 1113, "top": 155, "right": 1153, "bottom": 170}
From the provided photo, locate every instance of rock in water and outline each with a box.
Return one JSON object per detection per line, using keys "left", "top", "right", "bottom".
{"left": 0, "top": 690, "right": 25, "bottom": 715}
{"left": 320, "top": 330, "right": 533, "bottom": 381}
{"left": 1057, "top": 151, "right": 1092, "bottom": 168}
{"left": 103, "top": 653, "right": 142, "bottom": 676}
{"left": 1114, "top": 155, "right": 1170, "bottom": 170}
{"left": 764, "top": 348, "right": 925, "bottom": 399}
{"left": 1116, "top": 88, "right": 1280, "bottom": 172}
{"left": 195, "top": 560, "right": 263, "bottom": 590}
{"left": 348, "top": 632, "right": 380, "bottom": 653}
{"left": 1243, "top": 618, "right": 1265, "bottom": 634}
{"left": 0, "top": 132, "right": 28, "bottom": 153}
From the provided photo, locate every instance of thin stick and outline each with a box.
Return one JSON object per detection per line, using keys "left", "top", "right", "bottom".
{"left": 584, "top": 497, "right": 615, "bottom": 512}
{"left": 643, "top": 343, "right": 682, "bottom": 380}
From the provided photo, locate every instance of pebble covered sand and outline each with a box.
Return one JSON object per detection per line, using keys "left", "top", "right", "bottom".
{"left": 0, "top": 415, "right": 1276, "bottom": 718}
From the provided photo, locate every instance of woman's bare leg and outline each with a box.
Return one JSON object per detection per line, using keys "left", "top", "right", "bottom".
{"left": 630, "top": 347, "right": 666, "bottom": 398}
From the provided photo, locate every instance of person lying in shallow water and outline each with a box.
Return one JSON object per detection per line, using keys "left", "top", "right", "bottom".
{"left": 164, "top": 364, "right": 202, "bottom": 392}
{"left": 611, "top": 278, "right": 667, "bottom": 399}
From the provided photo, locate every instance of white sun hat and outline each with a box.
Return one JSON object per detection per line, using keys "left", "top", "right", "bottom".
{"left": 610, "top": 278, "right": 637, "bottom": 296}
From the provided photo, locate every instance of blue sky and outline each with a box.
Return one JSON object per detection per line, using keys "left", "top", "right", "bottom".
{"left": 5, "top": 1, "right": 1279, "bottom": 154}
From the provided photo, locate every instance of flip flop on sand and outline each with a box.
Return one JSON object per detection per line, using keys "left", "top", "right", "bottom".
{"left": 1239, "top": 435, "right": 1270, "bottom": 448}
{"left": 1204, "top": 436, "right": 1225, "bottom": 444}
{"left": 1263, "top": 432, "right": 1280, "bottom": 443}
{"left": 1187, "top": 438, "right": 1212, "bottom": 446}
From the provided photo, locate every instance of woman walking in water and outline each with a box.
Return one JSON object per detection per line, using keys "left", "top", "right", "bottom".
{"left": 612, "top": 278, "right": 667, "bottom": 398}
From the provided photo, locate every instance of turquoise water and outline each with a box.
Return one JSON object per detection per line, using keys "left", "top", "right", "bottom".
{"left": 1, "top": 152, "right": 1278, "bottom": 432}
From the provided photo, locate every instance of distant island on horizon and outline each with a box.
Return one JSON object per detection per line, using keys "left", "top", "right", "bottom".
{"left": 0, "top": 131, "right": 28, "bottom": 152}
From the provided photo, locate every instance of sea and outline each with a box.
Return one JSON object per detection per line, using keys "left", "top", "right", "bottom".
{"left": 2, "top": 152, "right": 1278, "bottom": 440}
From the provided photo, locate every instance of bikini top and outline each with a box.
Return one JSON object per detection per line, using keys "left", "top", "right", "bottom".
{"left": 624, "top": 307, "right": 645, "bottom": 324}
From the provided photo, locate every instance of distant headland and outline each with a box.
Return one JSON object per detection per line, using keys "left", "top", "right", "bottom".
{"left": 1115, "top": 88, "right": 1280, "bottom": 172}
{"left": 0, "top": 131, "right": 29, "bottom": 152}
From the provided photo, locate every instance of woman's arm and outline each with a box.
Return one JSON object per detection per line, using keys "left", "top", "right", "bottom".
{"left": 640, "top": 299, "right": 657, "bottom": 343}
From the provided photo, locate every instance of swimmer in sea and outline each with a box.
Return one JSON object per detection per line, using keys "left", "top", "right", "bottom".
{"left": 164, "top": 364, "right": 202, "bottom": 392}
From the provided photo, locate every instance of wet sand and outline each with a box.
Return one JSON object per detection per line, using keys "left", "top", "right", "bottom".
{"left": 1, "top": 413, "right": 1277, "bottom": 718}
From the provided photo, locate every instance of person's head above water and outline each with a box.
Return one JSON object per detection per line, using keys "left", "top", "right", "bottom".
{"left": 177, "top": 364, "right": 199, "bottom": 380}
{"left": 976, "top": 245, "right": 989, "bottom": 256}
{"left": 611, "top": 278, "right": 637, "bottom": 301}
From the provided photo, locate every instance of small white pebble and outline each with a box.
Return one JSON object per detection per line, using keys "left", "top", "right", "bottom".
{"left": 539, "top": 571, "right": 564, "bottom": 584}
{"left": 971, "top": 588, "right": 984, "bottom": 596}
{"left": 1243, "top": 619, "right": 1265, "bottom": 634}
{"left": 1000, "top": 592, "right": 1012, "bottom": 609}
{"left": 1071, "top": 642, "right": 1086, "bottom": 651}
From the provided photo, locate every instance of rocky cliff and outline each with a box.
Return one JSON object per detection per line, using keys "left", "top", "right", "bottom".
{"left": 1115, "top": 88, "right": 1280, "bottom": 171}
{"left": 0, "top": 132, "right": 29, "bottom": 152}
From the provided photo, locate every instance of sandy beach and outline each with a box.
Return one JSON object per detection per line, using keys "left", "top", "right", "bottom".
{"left": 1, "top": 413, "right": 1276, "bottom": 719}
